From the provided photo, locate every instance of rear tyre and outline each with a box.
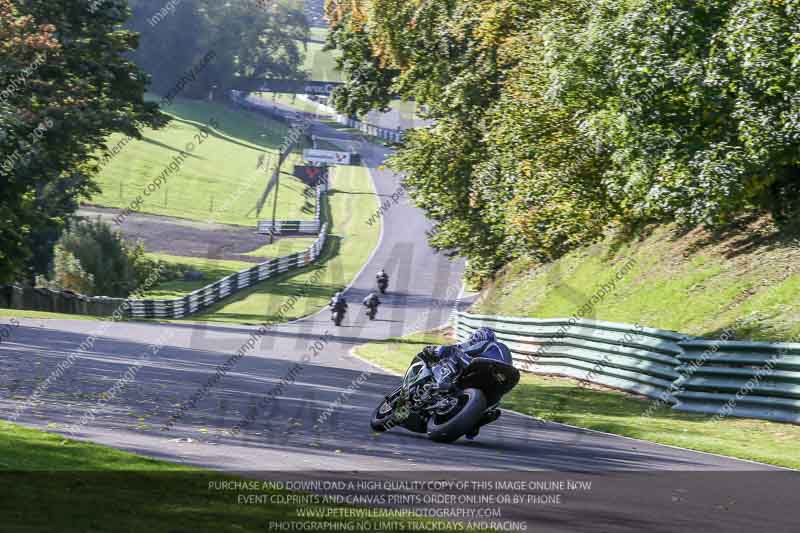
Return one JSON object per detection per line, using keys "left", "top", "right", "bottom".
{"left": 427, "top": 388, "right": 486, "bottom": 443}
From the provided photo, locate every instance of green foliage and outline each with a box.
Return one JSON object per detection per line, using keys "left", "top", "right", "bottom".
{"left": 326, "top": 13, "right": 398, "bottom": 116}
{"left": 126, "top": 0, "right": 308, "bottom": 99}
{"left": 39, "top": 218, "right": 157, "bottom": 298}
{"left": 326, "top": 0, "right": 800, "bottom": 283}
{"left": 37, "top": 245, "right": 95, "bottom": 296}
{"left": 0, "top": 0, "right": 164, "bottom": 283}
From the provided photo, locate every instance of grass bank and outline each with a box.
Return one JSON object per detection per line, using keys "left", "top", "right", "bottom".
{"left": 353, "top": 333, "right": 800, "bottom": 470}
{"left": 0, "top": 421, "right": 457, "bottom": 532}
{"left": 90, "top": 98, "right": 311, "bottom": 226}
{"left": 473, "top": 216, "right": 800, "bottom": 342}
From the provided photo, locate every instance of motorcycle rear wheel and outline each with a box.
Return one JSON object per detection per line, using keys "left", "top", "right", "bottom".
{"left": 426, "top": 388, "right": 486, "bottom": 443}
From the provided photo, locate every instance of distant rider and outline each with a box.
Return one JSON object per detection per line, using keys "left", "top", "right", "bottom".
{"left": 329, "top": 291, "right": 348, "bottom": 319}
{"left": 362, "top": 292, "right": 381, "bottom": 313}
{"left": 376, "top": 269, "right": 389, "bottom": 287}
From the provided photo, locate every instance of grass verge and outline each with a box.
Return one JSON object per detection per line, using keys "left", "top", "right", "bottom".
{"left": 300, "top": 28, "right": 341, "bottom": 82}
{"left": 353, "top": 333, "right": 800, "bottom": 470}
{"left": 0, "top": 309, "right": 105, "bottom": 322}
{"left": 141, "top": 254, "right": 254, "bottom": 300}
{"left": 90, "top": 97, "right": 311, "bottom": 226}
{"left": 474, "top": 216, "right": 800, "bottom": 342}
{"left": 0, "top": 421, "right": 462, "bottom": 532}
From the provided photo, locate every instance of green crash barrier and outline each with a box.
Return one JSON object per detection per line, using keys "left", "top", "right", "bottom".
{"left": 456, "top": 312, "right": 685, "bottom": 401}
{"left": 675, "top": 339, "right": 800, "bottom": 424}
{"left": 456, "top": 312, "right": 800, "bottom": 424}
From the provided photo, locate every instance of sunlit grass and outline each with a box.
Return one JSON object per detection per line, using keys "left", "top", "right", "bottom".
{"left": 90, "top": 98, "right": 311, "bottom": 226}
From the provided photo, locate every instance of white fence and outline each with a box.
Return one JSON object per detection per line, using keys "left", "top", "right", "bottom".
{"left": 128, "top": 224, "right": 328, "bottom": 319}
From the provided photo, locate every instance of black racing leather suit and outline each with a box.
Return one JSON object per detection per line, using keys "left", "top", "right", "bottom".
{"left": 330, "top": 297, "right": 348, "bottom": 313}
{"left": 363, "top": 294, "right": 381, "bottom": 309}
{"left": 418, "top": 340, "right": 491, "bottom": 392}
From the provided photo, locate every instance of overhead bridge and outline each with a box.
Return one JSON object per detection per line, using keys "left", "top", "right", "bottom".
{"left": 230, "top": 78, "right": 343, "bottom": 96}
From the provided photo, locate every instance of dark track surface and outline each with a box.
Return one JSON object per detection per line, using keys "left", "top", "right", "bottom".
{"left": 2, "top": 115, "right": 797, "bottom": 532}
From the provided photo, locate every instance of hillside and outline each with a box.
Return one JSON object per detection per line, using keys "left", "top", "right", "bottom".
{"left": 89, "top": 98, "right": 312, "bottom": 226}
{"left": 472, "top": 216, "right": 800, "bottom": 342}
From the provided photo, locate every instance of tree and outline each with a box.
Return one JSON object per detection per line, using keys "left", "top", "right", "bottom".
{"left": 38, "top": 245, "right": 95, "bottom": 296}
{"left": 325, "top": 0, "right": 800, "bottom": 283}
{"left": 38, "top": 218, "right": 155, "bottom": 297}
{"left": 1, "top": 0, "right": 164, "bottom": 283}
{"left": 127, "top": 0, "right": 308, "bottom": 99}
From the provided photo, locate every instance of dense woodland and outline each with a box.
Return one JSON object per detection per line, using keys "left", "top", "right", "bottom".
{"left": 325, "top": 0, "right": 800, "bottom": 282}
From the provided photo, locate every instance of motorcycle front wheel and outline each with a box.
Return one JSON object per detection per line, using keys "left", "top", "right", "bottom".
{"left": 371, "top": 396, "right": 402, "bottom": 431}
{"left": 427, "top": 388, "right": 486, "bottom": 443}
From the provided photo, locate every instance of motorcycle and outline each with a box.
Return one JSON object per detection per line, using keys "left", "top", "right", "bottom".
{"left": 377, "top": 277, "right": 388, "bottom": 294}
{"left": 370, "top": 341, "right": 520, "bottom": 443}
{"left": 331, "top": 307, "right": 346, "bottom": 326}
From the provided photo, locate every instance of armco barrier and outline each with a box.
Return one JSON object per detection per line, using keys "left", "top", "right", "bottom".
{"left": 456, "top": 312, "right": 684, "bottom": 401}
{"left": 127, "top": 223, "right": 328, "bottom": 319}
{"left": 256, "top": 220, "right": 320, "bottom": 235}
{"left": 674, "top": 339, "right": 800, "bottom": 424}
{"left": 257, "top": 185, "right": 324, "bottom": 235}
{"left": 456, "top": 312, "right": 800, "bottom": 424}
{"left": 338, "top": 116, "right": 404, "bottom": 144}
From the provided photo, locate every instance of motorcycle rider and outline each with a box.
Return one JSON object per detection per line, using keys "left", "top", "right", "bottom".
{"left": 417, "top": 327, "right": 499, "bottom": 393}
{"left": 417, "top": 327, "right": 505, "bottom": 439}
{"left": 376, "top": 269, "right": 389, "bottom": 289}
{"left": 329, "top": 291, "right": 348, "bottom": 321}
{"left": 362, "top": 292, "right": 381, "bottom": 317}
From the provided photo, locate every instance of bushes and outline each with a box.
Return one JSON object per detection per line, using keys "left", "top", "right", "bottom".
{"left": 37, "top": 218, "right": 159, "bottom": 298}
{"left": 327, "top": 0, "right": 800, "bottom": 283}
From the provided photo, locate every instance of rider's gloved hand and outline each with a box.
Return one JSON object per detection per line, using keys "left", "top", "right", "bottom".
{"left": 418, "top": 345, "right": 439, "bottom": 364}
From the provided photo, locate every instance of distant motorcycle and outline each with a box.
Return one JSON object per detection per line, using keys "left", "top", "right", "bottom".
{"left": 370, "top": 342, "right": 520, "bottom": 443}
{"left": 331, "top": 308, "right": 346, "bottom": 326}
{"left": 377, "top": 277, "right": 388, "bottom": 294}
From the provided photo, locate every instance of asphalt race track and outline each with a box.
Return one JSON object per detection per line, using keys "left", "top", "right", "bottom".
{"left": 2, "top": 115, "right": 798, "bottom": 532}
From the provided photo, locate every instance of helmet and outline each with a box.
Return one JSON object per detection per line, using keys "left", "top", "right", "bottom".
{"left": 468, "top": 327, "right": 496, "bottom": 345}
